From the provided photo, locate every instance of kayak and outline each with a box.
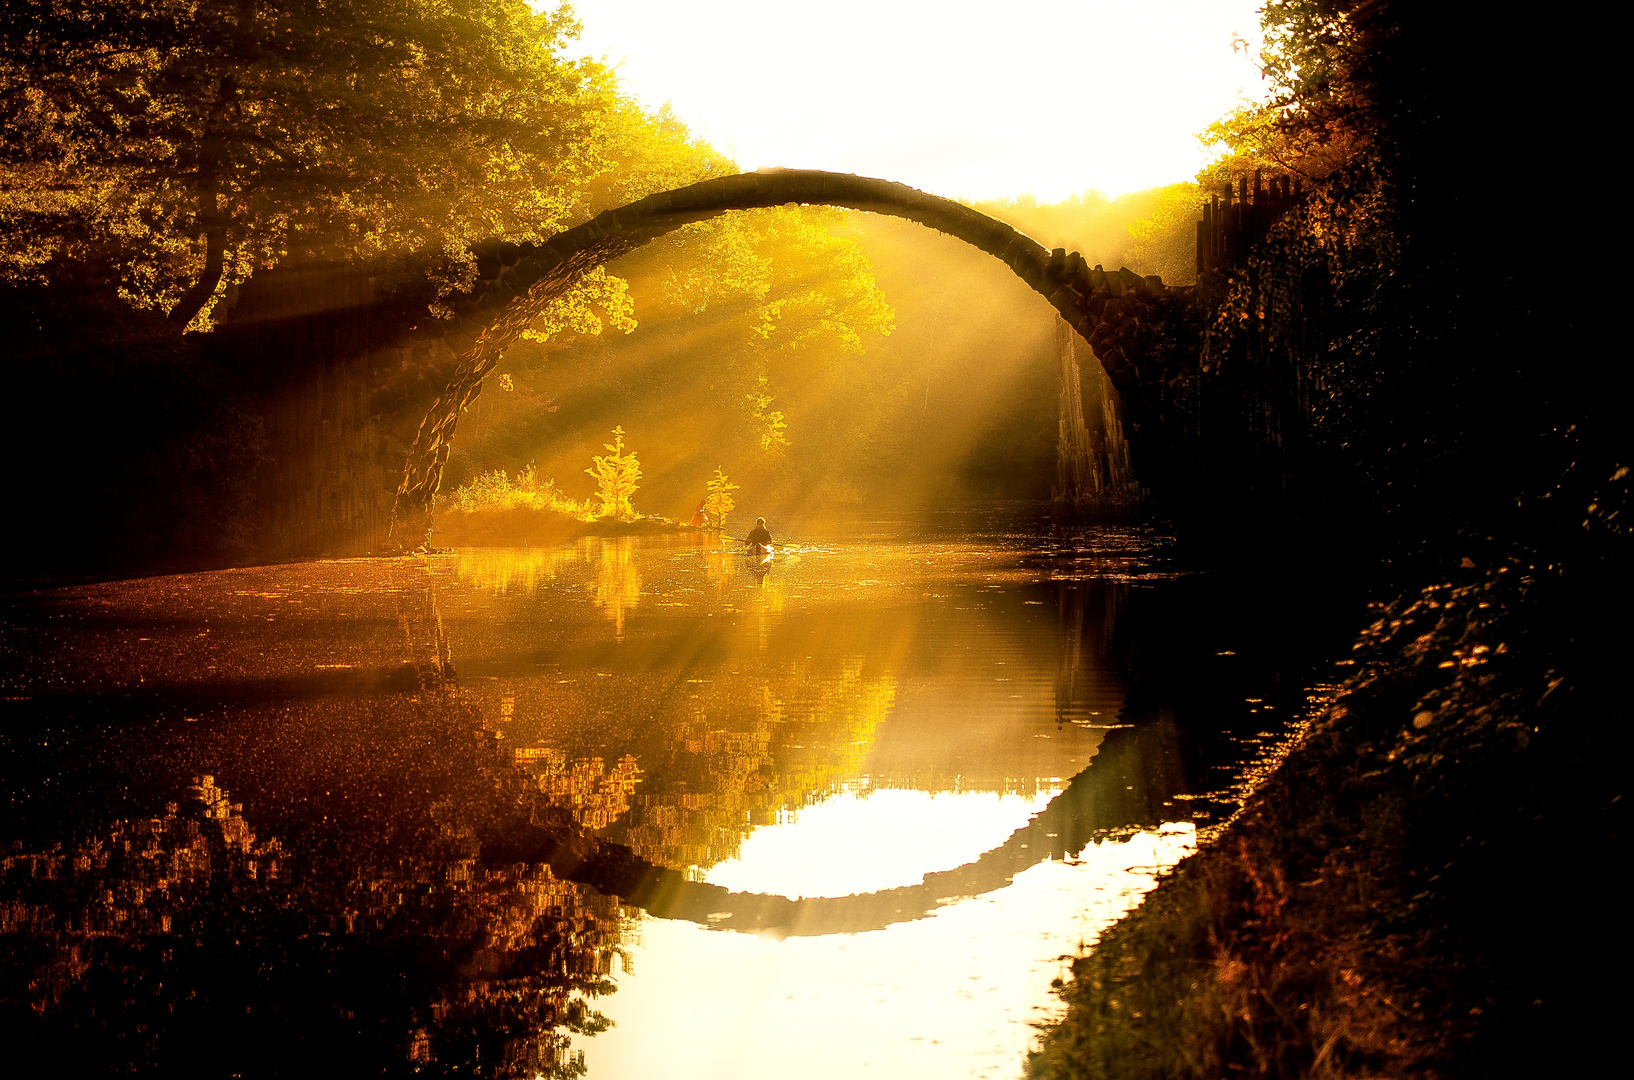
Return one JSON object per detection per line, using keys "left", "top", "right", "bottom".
{"left": 747, "top": 542, "right": 774, "bottom": 558}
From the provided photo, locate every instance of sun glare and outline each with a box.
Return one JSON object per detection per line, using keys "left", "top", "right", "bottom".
{"left": 566, "top": 0, "right": 1267, "bottom": 201}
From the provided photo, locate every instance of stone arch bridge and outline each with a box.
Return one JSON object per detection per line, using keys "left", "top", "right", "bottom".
{"left": 218, "top": 170, "right": 1201, "bottom": 557}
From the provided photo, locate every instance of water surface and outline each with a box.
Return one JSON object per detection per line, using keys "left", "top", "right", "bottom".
{"left": 0, "top": 517, "right": 1333, "bottom": 1075}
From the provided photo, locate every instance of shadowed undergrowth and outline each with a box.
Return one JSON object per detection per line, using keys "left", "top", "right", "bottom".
{"left": 1027, "top": 500, "right": 1629, "bottom": 1078}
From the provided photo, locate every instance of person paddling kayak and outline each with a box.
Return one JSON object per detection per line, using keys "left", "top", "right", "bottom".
{"left": 744, "top": 518, "right": 773, "bottom": 557}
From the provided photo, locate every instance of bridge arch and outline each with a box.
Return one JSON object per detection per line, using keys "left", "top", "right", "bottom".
{"left": 386, "top": 170, "right": 1194, "bottom": 549}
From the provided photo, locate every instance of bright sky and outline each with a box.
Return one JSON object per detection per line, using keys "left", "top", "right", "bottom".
{"left": 565, "top": 0, "right": 1268, "bottom": 202}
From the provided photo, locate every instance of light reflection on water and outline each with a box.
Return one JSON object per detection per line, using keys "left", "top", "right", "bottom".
{"left": 437, "top": 531, "right": 1196, "bottom": 1073}
{"left": 0, "top": 520, "right": 1312, "bottom": 1077}
{"left": 702, "top": 787, "right": 1065, "bottom": 898}
{"left": 594, "top": 827, "right": 1197, "bottom": 1080}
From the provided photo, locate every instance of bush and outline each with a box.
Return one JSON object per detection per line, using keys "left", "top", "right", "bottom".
{"left": 447, "top": 465, "right": 593, "bottom": 520}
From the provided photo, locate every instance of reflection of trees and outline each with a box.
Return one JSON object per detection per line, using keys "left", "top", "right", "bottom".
{"left": 588, "top": 538, "right": 641, "bottom": 639}
{"left": 524, "top": 750, "right": 644, "bottom": 832}
{"left": 451, "top": 539, "right": 645, "bottom": 638}
{"left": 701, "top": 545, "right": 739, "bottom": 595}
{"left": 454, "top": 539, "right": 650, "bottom": 640}
{"left": 484, "top": 718, "right": 1191, "bottom": 937}
{"left": 614, "top": 661, "right": 897, "bottom": 872}
{"left": 0, "top": 723, "right": 628, "bottom": 1077}
{"left": 395, "top": 559, "right": 457, "bottom": 688}
{"left": 1, "top": 563, "right": 636, "bottom": 1077}
{"left": 453, "top": 545, "right": 585, "bottom": 595}
{"left": 0, "top": 722, "right": 629, "bottom": 1078}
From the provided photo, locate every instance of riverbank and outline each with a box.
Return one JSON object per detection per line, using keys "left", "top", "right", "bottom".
{"left": 1027, "top": 522, "right": 1628, "bottom": 1078}
{"left": 430, "top": 506, "right": 694, "bottom": 547}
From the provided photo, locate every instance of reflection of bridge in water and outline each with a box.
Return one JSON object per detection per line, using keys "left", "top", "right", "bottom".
{"left": 0, "top": 528, "right": 1304, "bottom": 1075}
{"left": 484, "top": 715, "right": 1185, "bottom": 936}
{"left": 432, "top": 541, "right": 1192, "bottom": 933}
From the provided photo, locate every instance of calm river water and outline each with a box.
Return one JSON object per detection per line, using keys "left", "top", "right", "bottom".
{"left": 0, "top": 513, "right": 1340, "bottom": 1076}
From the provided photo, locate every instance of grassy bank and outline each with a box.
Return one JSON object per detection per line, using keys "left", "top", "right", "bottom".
{"left": 1028, "top": 497, "right": 1629, "bottom": 1078}
{"left": 432, "top": 506, "right": 690, "bottom": 547}
{"left": 431, "top": 464, "right": 692, "bottom": 547}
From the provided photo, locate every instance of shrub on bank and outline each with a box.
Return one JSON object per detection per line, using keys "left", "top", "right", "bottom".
{"left": 446, "top": 464, "right": 594, "bottom": 521}
{"left": 435, "top": 459, "right": 690, "bottom": 546}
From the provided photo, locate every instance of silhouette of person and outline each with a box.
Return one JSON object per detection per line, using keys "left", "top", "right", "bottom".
{"left": 745, "top": 518, "right": 772, "bottom": 551}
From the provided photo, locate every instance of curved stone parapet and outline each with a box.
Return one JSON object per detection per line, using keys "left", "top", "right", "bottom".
{"left": 383, "top": 170, "right": 1200, "bottom": 550}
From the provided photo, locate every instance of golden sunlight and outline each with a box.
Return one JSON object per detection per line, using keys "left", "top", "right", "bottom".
{"left": 568, "top": 0, "right": 1266, "bottom": 200}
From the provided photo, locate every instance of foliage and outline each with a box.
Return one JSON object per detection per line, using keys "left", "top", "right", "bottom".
{"left": 3, "top": 3, "right": 731, "bottom": 567}
{"left": 583, "top": 426, "right": 641, "bottom": 520}
{"left": 455, "top": 100, "right": 901, "bottom": 513}
{"left": 974, "top": 191, "right": 1114, "bottom": 255}
{"left": 1194, "top": 1, "right": 1372, "bottom": 191}
{"left": 587, "top": 99, "right": 737, "bottom": 210}
{"left": 979, "top": 187, "right": 1202, "bottom": 286}
{"left": 514, "top": 100, "right": 744, "bottom": 347}
{"left": 661, "top": 203, "right": 890, "bottom": 469}
{"left": 1029, "top": 518, "right": 1629, "bottom": 1078}
{"left": 745, "top": 375, "right": 789, "bottom": 452}
{"left": 701, "top": 467, "right": 738, "bottom": 528}
{"left": 0, "top": 0, "right": 616, "bottom": 327}
{"left": 662, "top": 204, "right": 895, "bottom": 354}
{"left": 523, "top": 266, "right": 637, "bottom": 343}
{"left": 448, "top": 463, "right": 592, "bottom": 519}
{"left": 454, "top": 194, "right": 1074, "bottom": 518}
{"left": 1121, "top": 183, "right": 1201, "bottom": 285}
{"left": 1159, "top": 0, "right": 1610, "bottom": 564}
{"left": 1196, "top": 106, "right": 1354, "bottom": 192}
{"left": 1033, "top": 5, "right": 1622, "bottom": 1073}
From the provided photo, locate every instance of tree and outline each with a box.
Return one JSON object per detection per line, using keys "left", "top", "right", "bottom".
{"left": 1122, "top": 183, "right": 1202, "bottom": 285}
{"left": 701, "top": 468, "right": 738, "bottom": 529}
{"left": 584, "top": 427, "right": 640, "bottom": 520}
{"left": 653, "top": 204, "right": 893, "bottom": 460}
{"left": 745, "top": 376, "right": 789, "bottom": 452}
{"left": 1, "top": 0, "right": 616, "bottom": 327}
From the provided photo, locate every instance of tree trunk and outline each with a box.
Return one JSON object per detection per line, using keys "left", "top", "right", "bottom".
{"left": 167, "top": 217, "right": 227, "bottom": 328}
{"left": 168, "top": 76, "right": 237, "bottom": 328}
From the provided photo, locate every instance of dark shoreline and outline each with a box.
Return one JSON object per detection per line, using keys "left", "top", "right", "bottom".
{"left": 1026, "top": 552, "right": 1627, "bottom": 1078}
